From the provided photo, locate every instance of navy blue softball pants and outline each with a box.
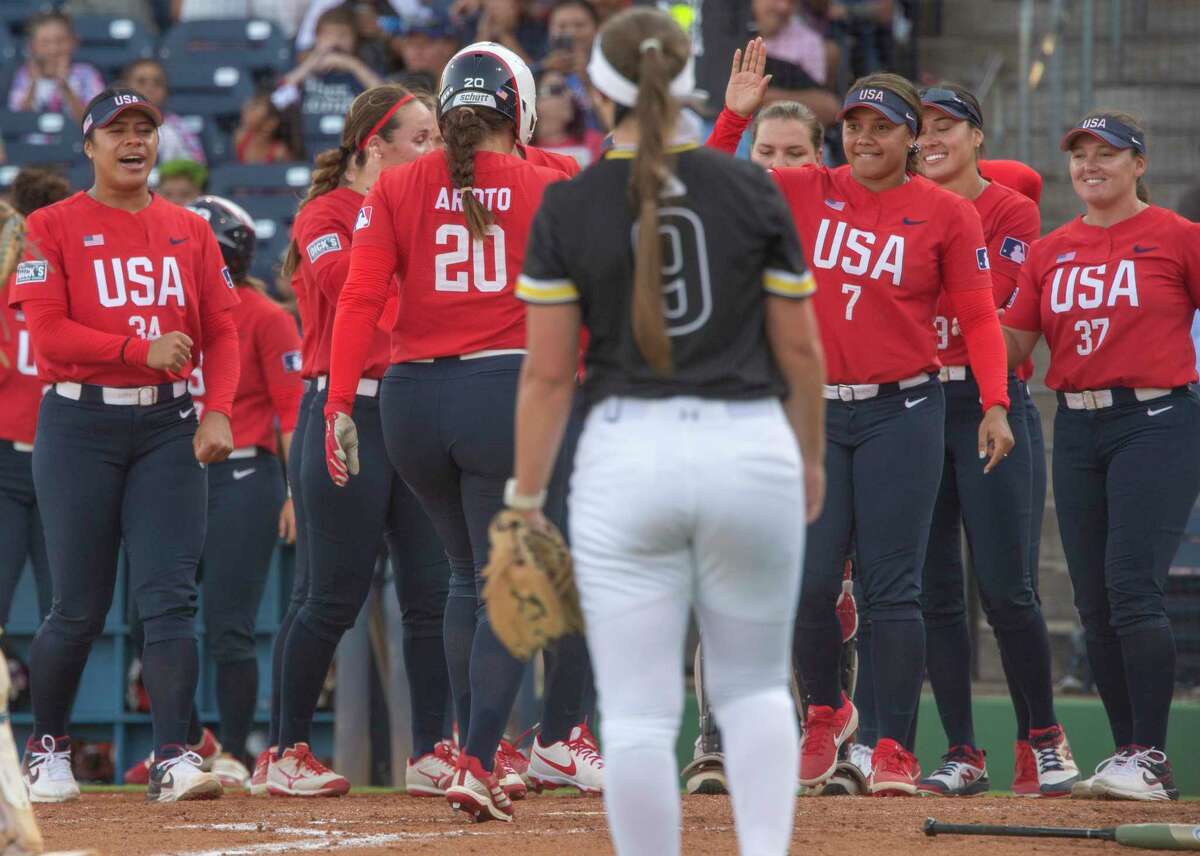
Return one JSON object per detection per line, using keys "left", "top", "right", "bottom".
{"left": 31, "top": 388, "right": 205, "bottom": 755}
{"left": 921, "top": 373, "right": 1057, "bottom": 748}
{"left": 200, "top": 452, "right": 284, "bottom": 758}
{"left": 796, "top": 378, "right": 943, "bottom": 748}
{"left": 269, "top": 382, "right": 315, "bottom": 749}
{"left": 379, "top": 355, "right": 587, "bottom": 769}
{"left": 0, "top": 441, "right": 50, "bottom": 627}
{"left": 1053, "top": 387, "right": 1200, "bottom": 751}
{"left": 278, "top": 386, "right": 450, "bottom": 757}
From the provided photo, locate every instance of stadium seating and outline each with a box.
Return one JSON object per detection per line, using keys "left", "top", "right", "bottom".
{"left": 0, "top": 0, "right": 54, "bottom": 36}
{"left": 158, "top": 18, "right": 291, "bottom": 78}
{"left": 164, "top": 63, "right": 257, "bottom": 140}
{"left": 209, "top": 162, "right": 311, "bottom": 197}
{"left": 0, "top": 23, "right": 16, "bottom": 96}
{"left": 303, "top": 112, "right": 346, "bottom": 156}
{"left": 72, "top": 15, "right": 155, "bottom": 80}
{"left": 3, "top": 139, "right": 83, "bottom": 169}
{"left": 1, "top": 111, "right": 79, "bottom": 143}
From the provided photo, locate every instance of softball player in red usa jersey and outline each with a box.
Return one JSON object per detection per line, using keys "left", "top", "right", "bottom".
{"left": 771, "top": 74, "right": 1013, "bottom": 796}
{"left": 12, "top": 87, "right": 240, "bottom": 804}
{"left": 187, "top": 196, "right": 303, "bottom": 788}
{"left": 1004, "top": 113, "right": 1200, "bottom": 802}
{"left": 269, "top": 84, "right": 456, "bottom": 798}
{"left": 0, "top": 169, "right": 70, "bottom": 630}
{"left": 326, "top": 46, "right": 592, "bottom": 822}
{"left": 914, "top": 84, "right": 1076, "bottom": 798}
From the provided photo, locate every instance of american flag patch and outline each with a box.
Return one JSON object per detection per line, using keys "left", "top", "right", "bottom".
{"left": 496, "top": 89, "right": 509, "bottom": 102}
{"left": 1056, "top": 251, "right": 1076, "bottom": 263}
{"left": 824, "top": 198, "right": 846, "bottom": 211}
{"left": 83, "top": 234, "right": 104, "bottom": 247}
{"left": 281, "top": 350, "right": 302, "bottom": 373}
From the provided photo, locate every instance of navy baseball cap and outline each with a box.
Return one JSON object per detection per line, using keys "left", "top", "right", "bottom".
{"left": 81, "top": 87, "right": 163, "bottom": 136}
{"left": 920, "top": 87, "right": 984, "bottom": 128}
{"left": 1060, "top": 115, "right": 1145, "bottom": 153}
{"left": 837, "top": 86, "right": 919, "bottom": 136}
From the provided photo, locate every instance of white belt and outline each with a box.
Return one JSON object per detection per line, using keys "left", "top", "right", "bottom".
{"left": 11, "top": 441, "right": 34, "bottom": 453}
{"left": 54, "top": 380, "right": 187, "bottom": 406}
{"left": 315, "top": 376, "right": 380, "bottom": 398}
{"left": 227, "top": 446, "right": 259, "bottom": 459}
{"left": 408, "top": 348, "right": 527, "bottom": 364}
{"left": 938, "top": 365, "right": 969, "bottom": 382}
{"left": 822, "top": 372, "right": 930, "bottom": 402}
{"left": 1060, "top": 388, "right": 1172, "bottom": 410}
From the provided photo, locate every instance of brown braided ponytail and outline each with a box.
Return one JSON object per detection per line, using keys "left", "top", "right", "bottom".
{"left": 441, "top": 106, "right": 514, "bottom": 241}
{"left": 282, "top": 84, "right": 416, "bottom": 278}
{"left": 598, "top": 9, "right": 692, "bottom": 375}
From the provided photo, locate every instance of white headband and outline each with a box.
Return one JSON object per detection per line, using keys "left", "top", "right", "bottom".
{"left": 586, "top": 38, "right": 696, "bottom": 108}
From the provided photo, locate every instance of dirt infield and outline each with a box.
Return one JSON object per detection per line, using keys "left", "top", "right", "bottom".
{"left": 33, "top": 789, "right": 1199, "bottom": 856}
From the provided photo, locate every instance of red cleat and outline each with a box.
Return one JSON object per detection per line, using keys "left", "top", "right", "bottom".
{"left": 869, "top": 738, "right": 921, "bottom": 796}
{"left": 798, "top": 693, "right": 858, "bottom": 787}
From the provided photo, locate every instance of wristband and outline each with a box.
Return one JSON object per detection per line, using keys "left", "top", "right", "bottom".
{"left": 504, "top": 477, "right": 546, "bottom": 511}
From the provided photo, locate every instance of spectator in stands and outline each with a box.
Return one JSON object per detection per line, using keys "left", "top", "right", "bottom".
{"left": 590, "top": 0, "right": 629, "bottom": 22}
{"left": 541, "top": 0, "right": 600, "bottom": 132}
{"left": 530, "top": 69, "right": 601, "bottom": 166}
{"left": 157, "top": 159, "right": 208, "bottom": 206}
{"left": 825, "top": 0, "right": 896, "bottom": 80}
{"left": 273, "top": 5, "right": 384, "bottom": 116}
{"left": 750, "top": 0, "right": 840, "bottom": 126}
{"left": 6, "top": 11, "right": 105, "bottom": 126}
{"left": 234, "top": 93, "right": 304, "bottom": 163}
{"left": 121, "top": 59, "right": 206, "bottom": 164}
{"left": 472, "top": 0, "right": 546, "bottom": 63}
{"left": 172, "top": 0, "right": 307, "bottom": 38}
{"left": 393, "top": 17, "right": 462, "bottom": 93}
{"left": 63, "top": 0, "right": 158, "bottom": 33}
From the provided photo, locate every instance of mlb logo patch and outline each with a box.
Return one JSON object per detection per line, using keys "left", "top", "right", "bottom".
{"left": 976, "top": 247, "right": 990, "bottom": 271}
{"left": 221, "top": 266, "right": 235, "bottom": 288}
{"left": 281, "top": 350, "right": 302, "bottom": 373}
{"left": 1056, "top": 251, "right": 1076, "bottom": 264}
{"left": 999, "top": 236, "right": 1029, "bottom": 265}
{"left": 83, "top": 234, "right": 104, "bottom": 247}
{"left": 16, "top": 260, "right": 48, "bottom": 284}
{"left": 354, "top": 206, "right": 373, "bottom": 232}
{"left": 307, "top": 233, "right": 342, "bottom": 263}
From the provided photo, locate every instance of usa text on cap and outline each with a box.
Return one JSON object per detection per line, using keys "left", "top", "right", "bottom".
{"left": 837, "top": 86, "right": 919, "bottom": 136}
{"left": 920, "top": 87, "right": 984, "bottom": 128}
{"left": 81, "top": 88, "right": 163, "bottom": 136}
{"left": 1060, "top": 115, "right": 1145, "bottom": 153}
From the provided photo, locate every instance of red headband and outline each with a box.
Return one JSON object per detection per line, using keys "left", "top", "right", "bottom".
{"left": 357, "top": 93, "right": 415, "bottom": 152}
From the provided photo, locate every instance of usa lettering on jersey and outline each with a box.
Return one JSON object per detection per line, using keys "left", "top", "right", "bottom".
{"left": 1049, "top": 260, "right": 1139, "bottom": 312}
{"left": 307, "top": 233, "right": 342, "bottom": 263}
{"left": 434, "top": 186, "right": 513, "bottom": 213}
{"left": 811, "top": 218, "right": 905, "bottom": 286}
{"left": 94, "top": 257, "right": 186, "bottom": 307}
{"left": 16, "top": 261, "right": 48, "bottom": 284}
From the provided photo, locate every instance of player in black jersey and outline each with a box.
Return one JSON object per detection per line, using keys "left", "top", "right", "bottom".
{"left": 506, "top": 10, "right": 825, "bottom": 855}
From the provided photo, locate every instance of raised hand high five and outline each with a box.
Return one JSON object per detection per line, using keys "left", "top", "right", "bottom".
{"left": 725, "top": 37, "right": 772, "bottom": 119}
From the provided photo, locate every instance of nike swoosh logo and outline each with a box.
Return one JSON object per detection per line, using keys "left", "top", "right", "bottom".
{"left": 233, "top": 468, "right": 256, "bottom": 480}
{"left": 169, "top": 237, "right": 188, "bottom": 245}
{"left": 416, "top": 769, "right": 444, "bottom": 784}
{"left": 903, "top": 217, "right": 927, "bottom": 225}
{"left": 179, "top": 407, "right": 194, "bottom": 419}
{"left": 1133, "top": 244, "right": 1157, "bottom": 253}
{"left": 534, "top": 752, "right": 576, "bottom": 777}
{"left": 905, "top": 397, "right": 928, "bottom": 409}
{"left": 1147, "top": 406, "right": 1173, "bottom": 416}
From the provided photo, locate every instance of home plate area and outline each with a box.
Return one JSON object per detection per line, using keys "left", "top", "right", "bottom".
{"left": 32, "top": 791, "right": 1200, "bottom": 856}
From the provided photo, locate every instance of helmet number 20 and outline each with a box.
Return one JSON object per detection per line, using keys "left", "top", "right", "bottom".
{"left": 434, "top": 224, "right": 508, "bottom": 293}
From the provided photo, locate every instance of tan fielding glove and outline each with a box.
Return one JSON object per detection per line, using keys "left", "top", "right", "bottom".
{"left": 481, "top": 510, "right": 583, "bottom": 660}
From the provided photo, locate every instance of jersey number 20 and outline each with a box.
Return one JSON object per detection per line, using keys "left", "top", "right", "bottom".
{"left": 434, "top": 224, "right": 507, "bottom": 292}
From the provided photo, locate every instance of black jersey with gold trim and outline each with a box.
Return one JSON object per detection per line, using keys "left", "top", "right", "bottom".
{"left": 518, "top": 143, "right": 814, "bottom": 407}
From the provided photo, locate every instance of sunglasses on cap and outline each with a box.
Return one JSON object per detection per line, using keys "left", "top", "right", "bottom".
{"left": 920, "top": 87, "right": 984, "bottom": 128}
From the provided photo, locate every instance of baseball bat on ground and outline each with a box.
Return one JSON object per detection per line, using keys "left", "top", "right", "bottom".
{"left": 924, "top": 818, "right": 1200, "bottom": 851}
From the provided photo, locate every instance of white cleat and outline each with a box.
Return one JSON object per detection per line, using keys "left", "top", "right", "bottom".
{"left": 146, "top": 751, "right": 223, "bottom": 802}
{"left": 22, "top": 735, "right": 79, "bottom": 804}
{"left": 211, "top": 753, "right": 251, "bottom": 789}
{"left": 405, "top": 740, "right": 456, "bottom": 797}
{"left": 1091, "top": 748, "right": 1179, "bottom": 801}
{"left": 527, "top": 724, "right": 604, "bottom": 794}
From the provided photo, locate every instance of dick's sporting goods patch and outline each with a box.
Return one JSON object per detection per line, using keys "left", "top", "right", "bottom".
{"left": 976, "top": 247, "right": 990, "bottom": 271}
{"left": 354, "top": 206, "right": 373, "bottom": 231}
{"left": 999, "top": 236, "right": 1029, "bottom": 265}
{"left": 281, "top": 350, "right": 302, "bottom": 373}
{"left": 307, "top": 233, "right": 342, "bottom": 263}
{"left": 16, "top": 261, "right": 48, "bottom": 284}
